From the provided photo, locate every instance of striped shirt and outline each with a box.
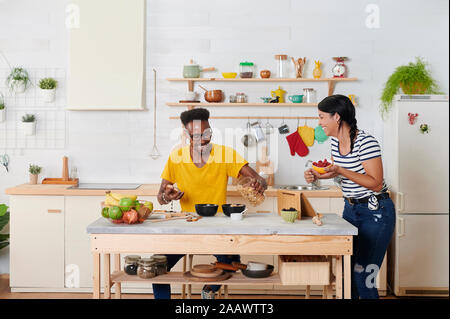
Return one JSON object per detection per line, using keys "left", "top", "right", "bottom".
{"left": 331, "top": 130, "right": 388, "bottom": 199}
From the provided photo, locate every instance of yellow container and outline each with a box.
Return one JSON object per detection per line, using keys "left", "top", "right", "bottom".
{"left": 222, "top": 72, "right": 237, "bottom": 78}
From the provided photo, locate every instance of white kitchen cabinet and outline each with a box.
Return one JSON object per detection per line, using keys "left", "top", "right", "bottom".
{"left": 9, "top": 196, "right": 65, "bottom": 288}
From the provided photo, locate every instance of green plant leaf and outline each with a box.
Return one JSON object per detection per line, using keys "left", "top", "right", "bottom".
{"left": 0, "top": 212, "right": 10, "bottom": 231}
{"left": 0, "top": 234, "right": 9, "bottom": 241}
{"left": 0, "top": 204, "right": 8, "bottom": 217}
{"left": 0, "top": 241, "right": 9, "bottom": 250}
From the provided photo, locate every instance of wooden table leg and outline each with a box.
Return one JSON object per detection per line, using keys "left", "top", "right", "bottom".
{"left": 182, "top": 255, "right": 186, "bottom": 299}
{"left": 335, "top": 256, "right": 342, "bottom": 299}
{"left": 114, "top": 254, "right": 122, "bottom": 299}
{"left": 224, "top": 285, "right": 228, "bottom": 299}
{"left": 104, "top": 253, "right": 111, "bottom": 299}
{"left": 305, "top": 285, "right": 310, "bottom": 299}
{"left": 93, "top": 252, "right": 100, "bottom": 299}
{"left": 344, "top": 255, "right": 351, "bottom": 299}
{"left": 188, "top": 254, "right": 193, "bottom": 299}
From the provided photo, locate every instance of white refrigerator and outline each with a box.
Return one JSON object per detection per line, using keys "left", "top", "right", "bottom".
{"left": 383, "top": 95, "right": 449, "bottom": 297}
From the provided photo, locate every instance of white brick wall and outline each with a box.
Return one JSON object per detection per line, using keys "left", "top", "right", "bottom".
{"left": 0, "top": 0, "right": 448, "bottom": 273}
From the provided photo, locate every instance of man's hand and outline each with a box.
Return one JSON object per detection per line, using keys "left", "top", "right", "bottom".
{"left": 250, "top": 177, "right": 267, "bottom": 195}
{"left": 164, "top": 184, "right": 184, "bottom": 201}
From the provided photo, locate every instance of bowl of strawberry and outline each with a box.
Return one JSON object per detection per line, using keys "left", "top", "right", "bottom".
{"left": 312, "top": 159, "right": 332, "bottom": 174}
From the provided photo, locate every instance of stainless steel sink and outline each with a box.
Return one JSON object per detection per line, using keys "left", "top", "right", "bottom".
{"left": 275, "top": 185, "right": 330, "bottom": 191}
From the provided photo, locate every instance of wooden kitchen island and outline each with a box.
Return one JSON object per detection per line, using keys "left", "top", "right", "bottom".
{"left": 87, "top": 213, "right": 357, "bottom": 299}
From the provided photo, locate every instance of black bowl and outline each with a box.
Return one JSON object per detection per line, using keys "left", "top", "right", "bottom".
{"left": 222, "top": 204, "right": 246, "bottom": 217}
{"left": 195, "top": 204, "right": 219, "bottom": 217}
{"left": 242, "top": 265, "right": 274, "bottom": 278}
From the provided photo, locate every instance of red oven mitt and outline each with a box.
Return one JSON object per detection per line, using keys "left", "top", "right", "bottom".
{"left": 295, "top": 133, "right": 309, "bottom": 157}
{"left": 286, "top": 131, "right": 300, "bottom": 156}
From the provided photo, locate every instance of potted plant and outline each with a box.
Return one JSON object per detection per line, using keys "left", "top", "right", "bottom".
{"left": 6, "top": 67, "right": 30, "bottom": 94}
{"left": 29, "top": 164, "right": 42, "bottom": 184}
{"left": 0, "top": 92, "right": 5, "bottom": 123}
{"left": 21, "top": 114, "right": 36, "bottom": 136}
{"left": 380, "top": 57, "right": 441, "bottom": 118}
{"left": 0, "top": 204, "right": 9, "bottom": 251}
{"left": 39, "top": 77, "right": 58, "bottom": 103}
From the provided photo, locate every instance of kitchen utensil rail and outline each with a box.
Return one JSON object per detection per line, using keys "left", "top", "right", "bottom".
{"left": 170, "top": 116, "right": 319, "bottom": 120}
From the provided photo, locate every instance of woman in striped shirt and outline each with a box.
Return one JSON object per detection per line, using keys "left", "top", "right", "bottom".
{"left": 304, "top": 95, "right": 395, "bottom": 299}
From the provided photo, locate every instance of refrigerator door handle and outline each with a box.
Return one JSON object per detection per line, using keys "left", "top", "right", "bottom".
{"left": 396, "top": 192, "right": 404, "bottom": 212}
{"left": 397, "top": 217, "right": 405, "bottom": 237}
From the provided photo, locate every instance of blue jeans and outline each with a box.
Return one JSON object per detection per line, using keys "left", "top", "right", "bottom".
{"left": 152, "top": 254, "right": 241, "bottom": 299}
{"left": 342, "top": 197, "right": 396, "bottom": 299}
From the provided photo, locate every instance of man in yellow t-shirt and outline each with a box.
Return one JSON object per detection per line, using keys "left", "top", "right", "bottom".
{"left": 154, "top": 108, "right": 267, "bottom": 299}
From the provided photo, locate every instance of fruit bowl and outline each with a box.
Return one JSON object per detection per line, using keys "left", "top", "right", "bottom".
{"left": 101, "top": 200, "right": 153, "bottom": 224}
{"left": 312, "top": 159, "right": 332, "bottom": 174}
{"left": 222, "top": 72, "right": 237, "bottom": 78}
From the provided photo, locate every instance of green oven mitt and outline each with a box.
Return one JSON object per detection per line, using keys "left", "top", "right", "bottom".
{"left": 314, "top": 125, "right": 328, "bottom": 144}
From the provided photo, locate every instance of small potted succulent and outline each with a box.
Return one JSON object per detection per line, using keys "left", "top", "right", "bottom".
{"left": 39, "top": 77, "right": 58, "bottom": 103}
{"left": 29, "top": 164, "right": 42, "bottom": 185}
{"left": 6, "top": 67, "right": 30, "bottom": 94}
{"left": 21, "top": 114, "right": 36, "bottom": 136}
{"left": 0, "top": 92, "right": 5, "bottom": 123}
{"left": 380, "top": 57, "right": 441, "bottom": 118}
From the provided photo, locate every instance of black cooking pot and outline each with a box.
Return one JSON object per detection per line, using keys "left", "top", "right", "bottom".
{"left": 195, "top": 204, "right": 219, "bottom": 217}
{"left": 242, "top": 265, "right": 274, "bottom": 278}
{"left": 222, "top": 204, "right": 246, "bottom": 217}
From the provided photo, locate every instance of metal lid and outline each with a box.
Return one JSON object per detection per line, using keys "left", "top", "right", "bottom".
{"left": 125, "top": 255, "right": 141, "bottom": 263}
{"left": 303, "top": 88, "right": 315, "bottom": 91}
{"left": 152, "top": 255, "right": 167, "bottom": 262}
{"left": 275, "top": 54, "right": 288, "bottom": 60}
{"left": 138, "top": 257, "right": 156, "bottom": 266}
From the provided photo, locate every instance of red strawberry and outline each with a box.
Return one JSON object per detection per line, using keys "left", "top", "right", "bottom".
{"left": 313, "top": 162, "right": 318, "bottom": 166}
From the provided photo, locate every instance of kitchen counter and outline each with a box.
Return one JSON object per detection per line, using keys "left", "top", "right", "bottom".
{"left": 5, "top": 183, "right": 342, "bottom": 198}
{"left": 87, "top": 213, "right": 357, "bottom": 236}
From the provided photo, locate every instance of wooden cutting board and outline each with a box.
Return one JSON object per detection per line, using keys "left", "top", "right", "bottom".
{"left": 192, "top": 264, "right": 216, "bottom": 273}
{"left": 183, "top": 271, "right": 231, "bottom": 282}
{"left": 190, "top": 268, "right": 224, "bottom": 278}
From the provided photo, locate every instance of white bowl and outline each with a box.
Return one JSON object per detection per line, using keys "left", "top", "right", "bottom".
{"left": 247, "top": 261, "right": 268, "bottom": 271}
{"left": 230, "top": 213, "right": 243, "bottom": 221}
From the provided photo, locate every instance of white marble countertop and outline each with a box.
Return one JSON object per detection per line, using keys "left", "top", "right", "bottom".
{"left": 86, "top": 213, "right": 357, "bottom": 236}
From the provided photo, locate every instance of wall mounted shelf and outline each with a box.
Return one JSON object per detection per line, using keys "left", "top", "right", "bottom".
{"left": 167, "top": 77, "right": 358, "bottom": 96}
{"left": 167, "top": 102, "right": 318, "bottom": 107}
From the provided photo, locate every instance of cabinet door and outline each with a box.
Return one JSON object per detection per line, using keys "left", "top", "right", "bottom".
{"left": 65, "top": 196, "right": 105, "bottom": 288}
{"left": 10, "top": 196, "right": 65, "bottom": 288}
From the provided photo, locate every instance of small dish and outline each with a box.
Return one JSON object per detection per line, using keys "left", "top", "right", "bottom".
{"left": 230, "top": 213, "right": 243, "bottom": 221}
{"left": 260, "top": 97, "right": 271, "bottom": 103}
{"left": 281, "top": 209, "right": 298, "bottom": 223}
{"left": 312, "top": 164, "right": 332, "bottom": 174}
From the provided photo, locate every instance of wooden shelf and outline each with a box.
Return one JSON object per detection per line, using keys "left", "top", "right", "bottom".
{"left": 167, "top": 102, "right": 318, "bottom": 107}
{"left": 167, "top": 77, "right": 358, "bottom": 82}
{"left": 111, "top": 271, "right": 281, "bottom": 285}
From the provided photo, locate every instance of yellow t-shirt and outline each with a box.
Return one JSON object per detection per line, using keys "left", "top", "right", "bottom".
{"left": 161, "top": 144, "right": 248, "bottom": 212}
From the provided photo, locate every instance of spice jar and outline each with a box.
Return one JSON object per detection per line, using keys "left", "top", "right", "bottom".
{"left": 239, "top": 62, "right": 254, "bottom": 78}
{"left": 229, "top": 95, "right": 237, "bottom": 103}
{"left": 137, "top": 257, "right": 156, "bottom": 279}
{"left": 152, "top": 255, "right": 168, "bottom": 275}
{"left": 303, "top": 88, "right": 316, "bottom": 103}
{"left": 124, "top": 255, "right": 141, "bottom": 275}
{"left": 236, "top": 93, "right": 247, "bottom": 103}
{"left": 275, "top": 55, "right": 288, "bottom": 78}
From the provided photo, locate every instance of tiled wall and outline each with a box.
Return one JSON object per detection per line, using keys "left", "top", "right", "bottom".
{"left": 0, "top": 0, "right": 448, "bottom": 273}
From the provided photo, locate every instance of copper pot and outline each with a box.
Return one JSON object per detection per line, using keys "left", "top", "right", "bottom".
{"left": 204, "top": 90, "right": 223, "bottom": 103}
{"left": 260, "top": 70, "right": 271, "bottom": 78}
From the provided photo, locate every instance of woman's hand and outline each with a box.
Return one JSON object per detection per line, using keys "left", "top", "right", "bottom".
{"left": 304, "top": 168, "right": 320, "bottom": 183}
{"left": 321, "top": 164, "right": 341, "bottom": 179}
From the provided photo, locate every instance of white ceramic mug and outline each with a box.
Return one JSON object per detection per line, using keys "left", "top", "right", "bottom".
{"left": 185, "top": 91, "right": 197, "bottom": 101}
{"left": 230, "top": 213, "right": 243, "bottom": 221}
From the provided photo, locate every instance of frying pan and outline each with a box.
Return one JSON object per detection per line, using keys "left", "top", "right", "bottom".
{"left": 241, "top": 265, "right": 274, "bottom": 278}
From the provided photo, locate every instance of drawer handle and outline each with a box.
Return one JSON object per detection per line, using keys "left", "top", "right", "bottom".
{"left": 48, "top": 209, "right": 62, "bottom": 213}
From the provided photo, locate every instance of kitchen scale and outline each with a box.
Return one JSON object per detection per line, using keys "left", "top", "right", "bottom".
{"left": 69, "top": 183, "right": 141, "bottom": 190}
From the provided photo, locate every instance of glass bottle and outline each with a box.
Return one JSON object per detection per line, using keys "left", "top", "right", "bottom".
{"left": 137, "top": 257, "right": 157, "bottom": 279}
{"left": 275, "top": 54, "right": 288, "bottom": 78}
{"left": 124, "top": 255, "right": 141, "bottom": 275}
{"left": 239, "top": 62, "right": 254, "bottom": 78}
